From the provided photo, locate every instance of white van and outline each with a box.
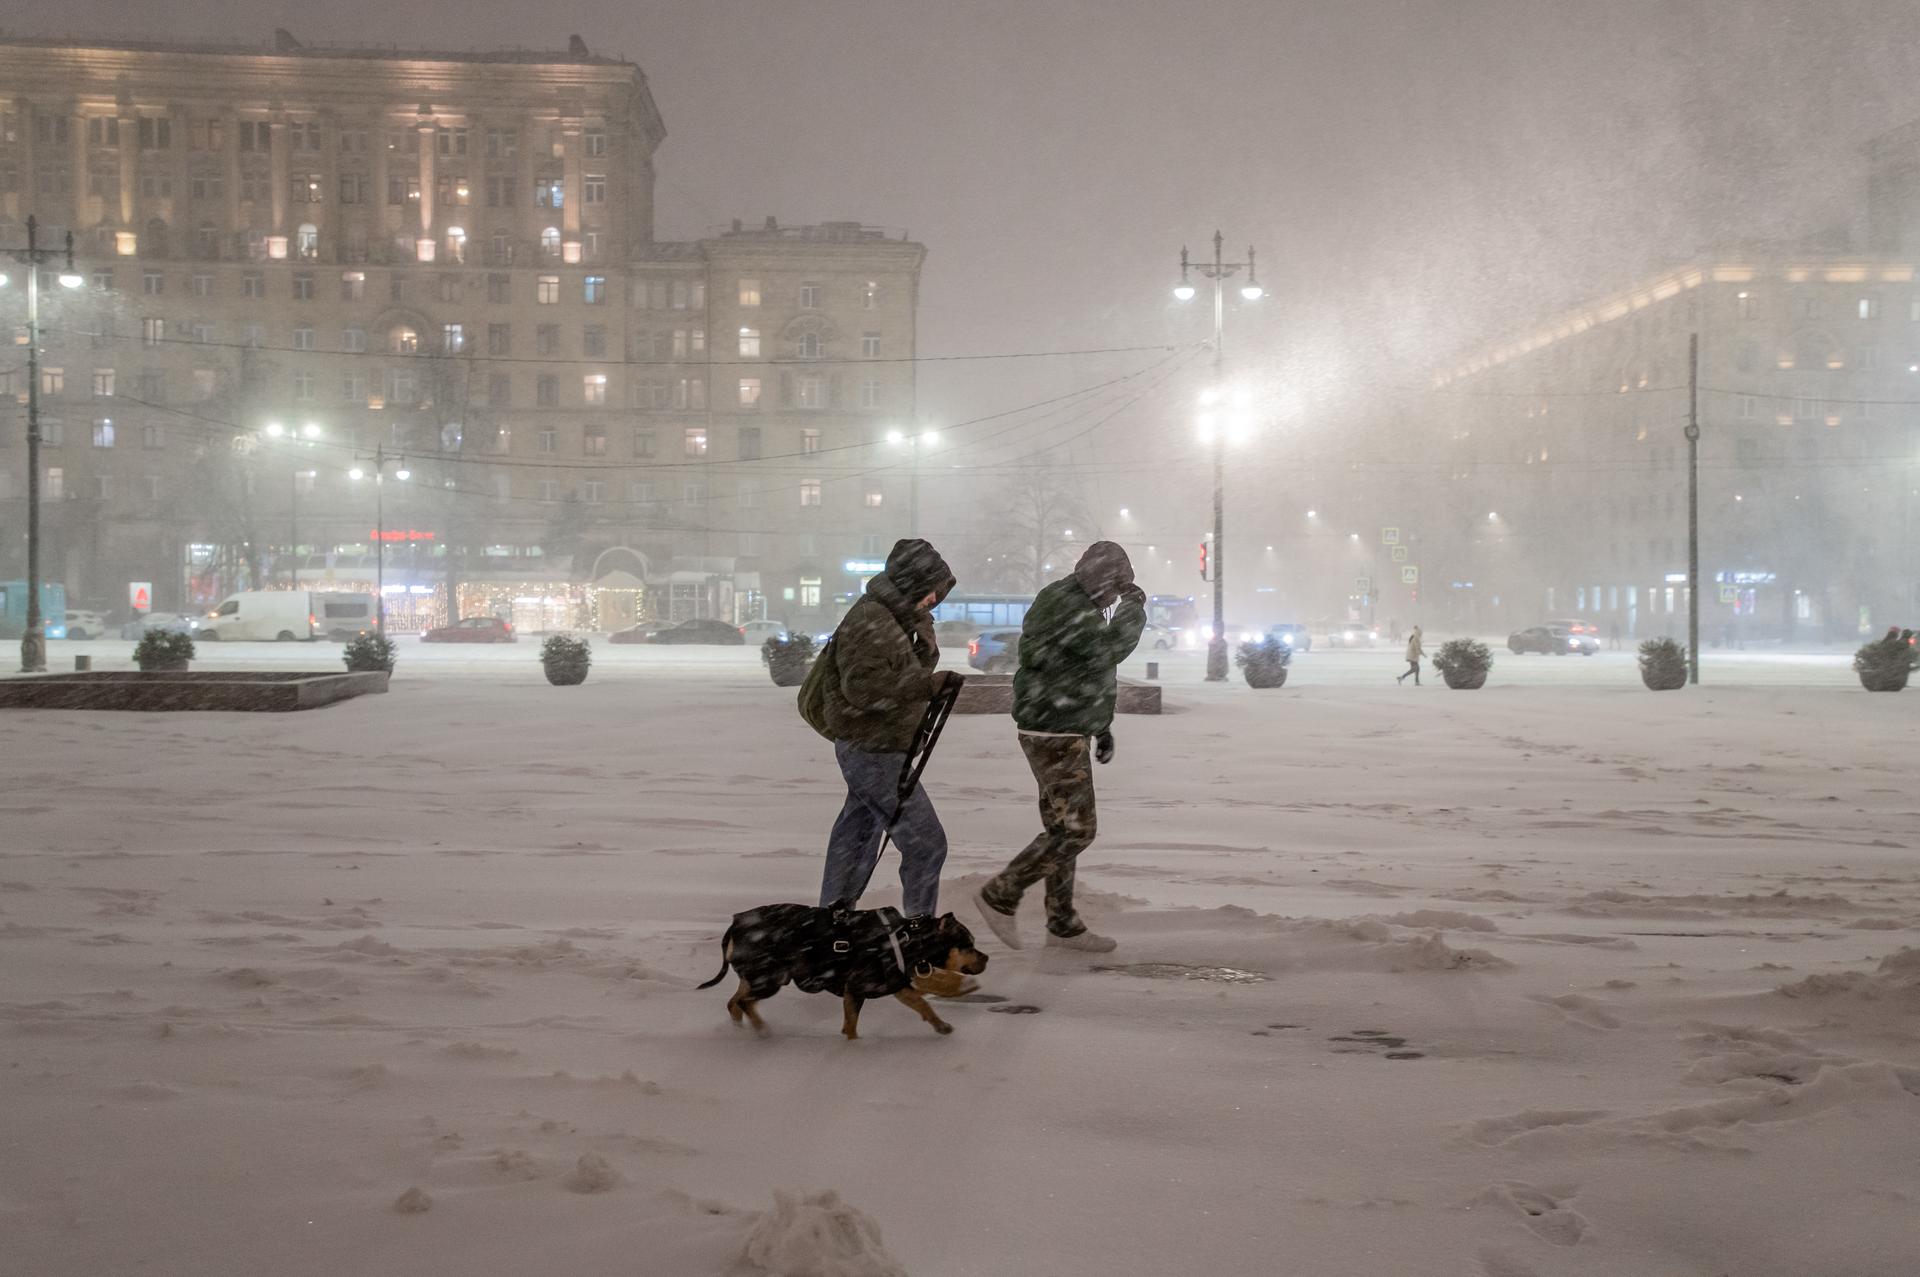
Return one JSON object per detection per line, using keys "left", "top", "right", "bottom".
{"left": 199, "top": 590, "right": 376, "bottom": 642}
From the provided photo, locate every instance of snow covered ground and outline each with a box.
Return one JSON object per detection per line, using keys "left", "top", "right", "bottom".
{"left": 2, "top": 650, "right": 1917, "bottom": 1276}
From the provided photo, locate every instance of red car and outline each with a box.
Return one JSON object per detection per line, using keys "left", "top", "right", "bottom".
{"left": 421, "top": 616, "right": 516, "bottom": 643}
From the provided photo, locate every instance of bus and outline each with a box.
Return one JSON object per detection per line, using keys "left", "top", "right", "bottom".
{"left": 932, "top": 592, "right": 1034, "bottom": 629}
{"left": 0, "top": 580, "right": 68, "bottom": 640}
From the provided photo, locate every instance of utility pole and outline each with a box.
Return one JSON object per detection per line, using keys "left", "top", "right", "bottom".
{"left": 1172, "top": 231, "right": 1263, "bottom": 682}
{"left": 7, "top": 217, "right": 81, "bottom": 673}
{"left": 352, "top": 446, "right": 408, "bottom": 636}
{"left": 1686, "top": 332, "right": 1701, "bottom": 685}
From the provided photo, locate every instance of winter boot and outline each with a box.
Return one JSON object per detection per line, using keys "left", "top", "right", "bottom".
{"left": 1044, "top": 929, "right": 1117, "bottom": 954}
{"left": 971, "top": 887, "right": 1023, "bottom": 950}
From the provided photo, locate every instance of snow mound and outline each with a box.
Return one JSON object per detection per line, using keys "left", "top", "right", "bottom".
{"left": 739, "top": 1189, "right": 906, "bottom": 1277}
{"left": 393, "top": 1186, "right": 432, "bottom": 1214}
{"left": 1775, "top": 948, "right": 1920, "bottom": 1002}
{"left": 1378, "top": 910, "right": 1499, "bottom": 933}
{"left": 564, "top": 1152, "right": 622, "bottom": 1193}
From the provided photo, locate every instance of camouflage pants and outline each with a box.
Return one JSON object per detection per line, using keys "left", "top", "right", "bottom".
{"left": 982, "top": 734, "right": 1097, "bottom": 938}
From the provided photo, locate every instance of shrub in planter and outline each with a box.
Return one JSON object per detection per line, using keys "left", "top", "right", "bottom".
{"left": 343, "top": 632, "right": 397, "bottom": 674}
{"left": 540, "top": 634, "right": 592, "bottom": 686}
{"left": 133, "top": 630, "right": 195, "bottom": 672}
{"left": 1432, "top": 637, "right": 1493, "bottom": 690}
{"left": 761, "top": 633, "right": 817, "bottom": 687}
{"left": 1233, "top": 636, "right": 1291, "bottom": 689}
{"left": 1637, "top": 637, "right": 1689, "bottom": 690}
{"left": 1853, "top": 628, "right": 1917, "bottom": 692}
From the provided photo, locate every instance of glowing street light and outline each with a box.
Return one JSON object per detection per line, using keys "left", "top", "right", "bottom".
{"left": 886, "top": 425, "right": 939, "bottom": 535}
{"left": 1170, "top": 230, "right": 1265, "bottom": 682}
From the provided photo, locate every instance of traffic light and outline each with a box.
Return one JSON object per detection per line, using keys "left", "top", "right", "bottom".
{"left": 1198, "top": 541, "right": 1209, "bottom": 582}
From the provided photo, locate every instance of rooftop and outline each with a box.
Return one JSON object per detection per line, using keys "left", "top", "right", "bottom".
{"left": 0, "top": 27, "right": 633, "bottom": 68}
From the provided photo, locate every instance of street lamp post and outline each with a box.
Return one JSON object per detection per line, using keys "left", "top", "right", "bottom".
{"left": 350, "top": 446, "right": 409, "bottom": 635}
{"left": 886, "top": 426, "right": 938, "bottom": 537}
{"left": 4, "top": 216, "right": 83, "bottom": 673}
{"left": 1173, "top": 231, "right": 1263, "bottom": 682}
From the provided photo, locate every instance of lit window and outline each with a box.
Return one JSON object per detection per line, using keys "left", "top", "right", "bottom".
{"left": 42, "top": 367, "right": 64, "bottom": 396}
{"left": 684, "top": 428, "right": 708, "bottom": 457}
{"left": 392, "top": 325, "right": 419, "bottom": 355}
{"left": 443, "top": 324, "right": 466, "bottom": 354}
{"left": 92, "top": 419, "right": 115, "bottom": 448}
{"left": 739, "top": 278, "right": 761, "bottom": 306}
{"left": 739, "top": 327, "right": 761, "bottom": 357}
{"left": 583, "top": 275, "right": 606, "bottom": 304}
{"left": 93, "top": 369, "right": 115, "bottom": 397}
{"left": 537, "top": 275, "right": 560, "bottom": 304}
{"left": 863, "top": 281, "right": 879, "bottom": 309}
{"left": 800, "top": 481, "right": 821, "bottom": 507}
{"left": 1859, "top": 296, "right": 1880, "bottom": 320}
{"left": 739, "top": 378, "right": 761, "bottom": 406}
{"left": 864, "top": 490, "right": 883, "bottom": 508}
{"left": 584, "top": 374, "right": 607, "bottom": 405}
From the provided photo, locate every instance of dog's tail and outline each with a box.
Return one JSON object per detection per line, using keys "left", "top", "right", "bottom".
{"left": 695, "top": 924, "right": 735, "bottom": 989}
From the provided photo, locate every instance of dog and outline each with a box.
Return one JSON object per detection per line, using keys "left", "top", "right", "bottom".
{"left": 696, "top": 903, "right": 989, "bottom": 1039}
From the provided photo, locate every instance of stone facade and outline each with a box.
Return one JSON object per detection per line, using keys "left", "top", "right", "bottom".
{"left": 0, "top": 31, "right": 924, "bottom": 631}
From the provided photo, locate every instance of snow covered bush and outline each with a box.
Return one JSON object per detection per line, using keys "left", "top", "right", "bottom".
{"left": 1853, "top": 628, "right": 1916, "bottom": 692}
{"left": 1233, "top": 636, "right": 1290, "bottom": 688}
{"left": 761, "top": 633, "right": 816, "bottom": 687}
{"left": 1638, "top": 637, "right": 1688, "bottom": 690}
{"left": 342, "top": 632, "right": 396, "bottom": 674}
{"left": 1432, "top": 637, "right": 1492, "bottom": 689}
{"left": 540, "top": 634, "right": 591, "bottom": 686}
{"left": 133, "top": 629, "right": 194, "bottom": 672}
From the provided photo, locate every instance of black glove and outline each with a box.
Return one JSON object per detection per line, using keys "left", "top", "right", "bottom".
{"left": 1094, "top": 731, "right": 1115, "bottom": 765}
{"left": 1118, "top": 583, "right": 1148, "bottom": 609}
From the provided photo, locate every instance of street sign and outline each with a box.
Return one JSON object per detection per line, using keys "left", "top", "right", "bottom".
{"left": 1401, "top": 565, "right": 1419, "bottom": 585}
{"left": 129, "top": 582, "right": 152, "bottom": 613}
{"left": 1381, "top": 527, "right": 1400, "bottom": 546}
{"left": 1391, "top": 545, "right": 1409, "bottom": 563}
{"left": 1718, "top": 584, "right": 1738, "bottom": 604}
{"left": 1354, "top": 576, "right": 1372, "bottom": 594}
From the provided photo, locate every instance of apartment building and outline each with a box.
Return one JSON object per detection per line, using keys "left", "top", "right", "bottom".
{"left": 0, "top": 30, "right": 924, "bottom": 630}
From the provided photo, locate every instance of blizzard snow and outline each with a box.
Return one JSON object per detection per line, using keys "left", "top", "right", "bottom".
{"left": 2, "top": 646, "right": 1917, "bottom": 1276}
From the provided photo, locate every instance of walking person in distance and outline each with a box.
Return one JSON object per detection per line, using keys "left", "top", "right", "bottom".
{"left": 973, "top": 541, "right": 1146, "bottom": 953}
{"left": 1397, "top": 624, "right": 1424, "bottom": 685}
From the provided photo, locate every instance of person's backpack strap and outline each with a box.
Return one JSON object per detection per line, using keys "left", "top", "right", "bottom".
{"left": 796, "top": 635, "right": 837, "bottom": 740}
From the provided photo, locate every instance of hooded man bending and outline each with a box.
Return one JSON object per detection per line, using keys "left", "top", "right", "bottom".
{"left": 815, "top": 538, "right": 961, "bottom": 919}
{"left": 973, "top": 541, "right": 1146, "bottom": 952}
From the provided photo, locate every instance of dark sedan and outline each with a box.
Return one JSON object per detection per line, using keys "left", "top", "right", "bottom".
{"left": 1509, "top": 625, "right": 1599, "bottom": 655}
{"left": 421, "top": 616, "right": 516, "bottom": 643}
{"left": 649, "top": 618, "right": 747, "bottom": 646}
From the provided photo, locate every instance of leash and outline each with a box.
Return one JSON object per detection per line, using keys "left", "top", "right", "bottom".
{"left": 874, "top": 677, "right": 963, "bottom": 868}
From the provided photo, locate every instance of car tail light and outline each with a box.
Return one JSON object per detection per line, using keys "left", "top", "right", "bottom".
{"left": 309, "top": 613, "right": 317, "bottom": 629}
{"left": 968, "top": 641, "right": 979, "bottom": 657}
{"left": 504, "top": 621, "right": 513, "bottom": 633}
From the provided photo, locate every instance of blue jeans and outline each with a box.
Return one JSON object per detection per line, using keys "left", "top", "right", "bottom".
{"left": 820, "top": 740, "right": 948, "bottom": 917}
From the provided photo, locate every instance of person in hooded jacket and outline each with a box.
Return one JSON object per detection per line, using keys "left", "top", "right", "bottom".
{"left": 1397, "top": 624, "right": 1424, "bottom": 685}
{"left": 815, "top": 538, "right": 962, "bottom": 919}
{"left": 972, "top": 541, "right": 1146, "bottom": 953}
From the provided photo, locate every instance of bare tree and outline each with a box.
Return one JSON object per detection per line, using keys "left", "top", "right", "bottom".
{"left": 976, "top": 457, "right": 1098, "bottom": 594}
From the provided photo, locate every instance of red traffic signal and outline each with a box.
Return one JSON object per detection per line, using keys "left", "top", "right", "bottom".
{"left": 1198, "top": 541, "right": 1209, "bottom": 582}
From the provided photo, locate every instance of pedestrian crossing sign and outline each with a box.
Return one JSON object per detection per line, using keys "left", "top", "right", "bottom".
{"left": 1401, "top": 566, "right": 1419, "bottom": 585}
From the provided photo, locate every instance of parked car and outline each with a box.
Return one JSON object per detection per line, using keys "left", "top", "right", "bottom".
{"left": 1267, "top": 623, "right": 1313, "bottom": 652}
{"left": 968, "top": 630, "right": 1021, "bottom": 673}
{"left": 741, "top": 620, "right": 791, "bottom": 644}
{"left": 61, "top": 609, "right": 111, "bottom": 640}
{"left": 1509, "top": 625, "right": 1599, "bottom": 655}
{"left": 199, "top": 590, "right": 370, "bottom": 642}
{"left": 1543, "top": 617, "right": 1600, "bottom": 636}
{"left": 1326, "top": 622, "right": 1380, "bottom": 648}
{"left": 1140, "top": 622, "right": 1179, "bottom": 651}
{"left": 609, "top": 622, "right": 668, "bottom": 644}
{"left": 934, "top": 619, "right": 981, "bottom": 643}
{"left": 649, "top": 618, "right": 747, "bottom": 646}
{"left": 421, "top": 616, "right": 516, "bottom": 643}
{"left": 119, "top": 612, "right": 200, "bottom": 640}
